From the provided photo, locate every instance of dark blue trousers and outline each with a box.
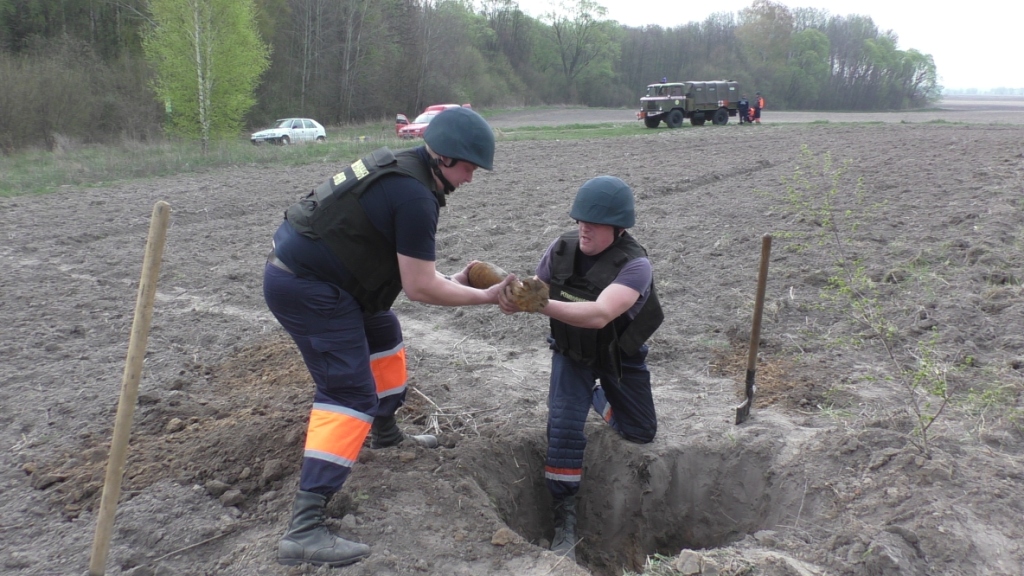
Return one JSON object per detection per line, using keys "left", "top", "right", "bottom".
{"left": 545, "top": 346, "right": 657, "bottom": 500}
{"left": 263, "top": 264, "right": 407, "bottom": 495}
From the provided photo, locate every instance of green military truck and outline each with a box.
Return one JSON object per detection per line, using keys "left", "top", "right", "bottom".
{"left": 637, "top": 80, "right": 740, "bottom": 128}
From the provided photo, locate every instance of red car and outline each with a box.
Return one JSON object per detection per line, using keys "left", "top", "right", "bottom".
{"left": 395, "top": 103, "right": 471, "bottom": 139}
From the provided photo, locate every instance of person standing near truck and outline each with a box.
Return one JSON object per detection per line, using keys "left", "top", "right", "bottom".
{"left": 737, "top": 95, "right": 750, "bottom": 124}
{"left": 753, "top": 92, "right": 765, "bottom": 124}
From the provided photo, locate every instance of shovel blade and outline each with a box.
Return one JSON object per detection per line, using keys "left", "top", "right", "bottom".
{"left": 735, "top": 377, "right": 755, "bottom": 425}
{"left": 735, "top": 398, "right": 751, "bottom": 424}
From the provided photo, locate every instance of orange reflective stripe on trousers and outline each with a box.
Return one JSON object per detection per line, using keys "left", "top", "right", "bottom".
{"left": 370, "top": 344, "right": 407, "bottom": 399}
{"left": 304, "top": 403, "right": 373, "bottom": 468}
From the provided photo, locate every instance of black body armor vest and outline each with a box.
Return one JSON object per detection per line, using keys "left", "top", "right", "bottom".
{"left": 284, "top": 147, "right": 441, "bottom": 313}
{"left": 548, "top": 230, "right": 664, "bottom": 375}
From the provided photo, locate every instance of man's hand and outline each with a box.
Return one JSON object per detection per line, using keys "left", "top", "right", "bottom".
{"left": 448, "top": 260, "right": 479, "bottom": 286}
{"left": 485, "top": 273, "right": 517, "bottom": 305}
{"left": 511, "top": 277, "right": 549, "bottom": 312}
{"left": 499, "top": 276, "right": 549, "bottom": 314}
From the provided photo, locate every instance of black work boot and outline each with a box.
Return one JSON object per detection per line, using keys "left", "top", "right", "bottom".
{"left": 277, "top": 490, "right": 371, "bottom": 567}
{"left": 370, "top": 414, "right": 438, "bottom": 449}
{"left": 551, "top": 496, "right": 578, "bottom": 562}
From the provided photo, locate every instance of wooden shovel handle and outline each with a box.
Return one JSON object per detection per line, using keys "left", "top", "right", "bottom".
{"left": 747, "top": 234, "right": 772, "bottom": 374}
{"left": 736, "top": 234, "right": 772, "bottom": 424}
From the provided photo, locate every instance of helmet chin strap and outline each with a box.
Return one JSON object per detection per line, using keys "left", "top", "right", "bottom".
{"left": 430, "top": 156, "right": 457, "bottom": 194}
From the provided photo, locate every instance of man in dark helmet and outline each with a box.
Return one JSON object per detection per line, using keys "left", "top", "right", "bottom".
{"left": 737, "top": 94, "right": 751, "bottom": 124}
{"left": 264, "top": 107, "right": 512, "bottom": 567}
{"left": 498, "top": 176, "right": 664, "bottom": 564}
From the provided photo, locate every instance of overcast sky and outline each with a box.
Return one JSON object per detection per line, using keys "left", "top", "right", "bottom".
{"left": 510, "top": 0, "right": 1023, "bottom": 91}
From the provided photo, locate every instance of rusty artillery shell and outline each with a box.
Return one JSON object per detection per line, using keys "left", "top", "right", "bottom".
{"left": 467, "top": 262, "right": 508, "bottom": 289}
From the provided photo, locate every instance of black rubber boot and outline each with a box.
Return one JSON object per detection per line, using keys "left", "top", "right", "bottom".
{"left": 551, "top": 496, "right": 578, "bottom": 562}
{"left": 370, "top": 414, "right": 438, "bottom": 449}
{"left": 277, "top": 490, "right": 371, "bottom": 567}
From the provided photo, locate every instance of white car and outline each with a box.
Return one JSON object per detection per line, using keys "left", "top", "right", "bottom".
{"left": 251, "top": 118, "right": 327, "bottom": 145}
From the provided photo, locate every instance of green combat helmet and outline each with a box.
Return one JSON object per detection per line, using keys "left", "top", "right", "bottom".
{"left": 569, "top": 175, "right": 635, "bottom": 228}
{"left": 423, "top": 107, "right": 495, "bottom": 170}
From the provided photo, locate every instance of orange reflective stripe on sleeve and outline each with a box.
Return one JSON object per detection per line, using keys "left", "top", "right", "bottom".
{"left": 304, "top": 403, "right": 373, "bottom": 468}
{"left": 370, "top": 344, "right": 407, "bottom": 399}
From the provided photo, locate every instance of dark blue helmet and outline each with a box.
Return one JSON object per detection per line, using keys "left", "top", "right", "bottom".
{"left": 423, "top": 107, "right": 495, "bottom": 170}
{"left": 569, "top": 176, "right": 635, "bottom": 228}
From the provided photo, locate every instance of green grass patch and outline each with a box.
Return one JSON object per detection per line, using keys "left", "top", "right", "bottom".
{"left": 0, "top": 118, "right": 660, "bottom": 197}
{"left": 0, "top": 123, "right": 403, "bottom": 197}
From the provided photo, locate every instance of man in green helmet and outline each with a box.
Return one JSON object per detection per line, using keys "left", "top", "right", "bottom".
{"left": 264, "top": 107, "right": 512, "bottom": 567}
{"left": 499, "top": 175, "right": 664, "bottom": 564}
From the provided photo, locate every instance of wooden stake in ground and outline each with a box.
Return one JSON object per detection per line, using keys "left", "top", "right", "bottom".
{"left": 735, "top": 233, "right": 772, "bottom": 425}
{"left": 88, "top": 201, "right": 171, "bottom": 576}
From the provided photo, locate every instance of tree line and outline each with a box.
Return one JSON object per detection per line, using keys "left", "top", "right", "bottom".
{"left": 0, "top": 0, "right": 940, "bottom": 152}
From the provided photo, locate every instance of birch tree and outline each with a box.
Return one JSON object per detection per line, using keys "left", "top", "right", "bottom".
{"left": 144, "top": 0, "right": 269, "bottom": 153}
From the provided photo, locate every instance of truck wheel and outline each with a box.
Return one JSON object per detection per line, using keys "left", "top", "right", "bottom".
{"left": 666, "top": 109, "right": 684, "bottom": 129}
{"left": 644, "top": 117, "right": 660, "bottom": 128}
{"left": 713, "top": 108, "right": 729, "bottom": 125}
{"left": 690, "top": 114, "right": 705, "bottom": 126}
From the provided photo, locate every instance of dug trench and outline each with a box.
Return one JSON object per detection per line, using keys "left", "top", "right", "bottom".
{"left": 467, "top": 423, "right": 804, "bottom": 576}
